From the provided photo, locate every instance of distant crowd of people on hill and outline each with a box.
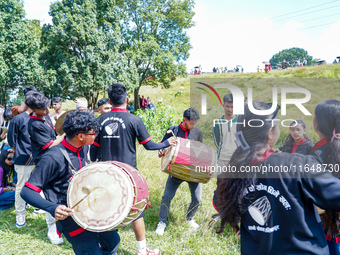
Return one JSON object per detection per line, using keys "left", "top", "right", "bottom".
{"left": 189, "top": 65, "right": 202, "bottom": 75}
{"left": 212, "top": 66, "right": 228, "bottom": 73}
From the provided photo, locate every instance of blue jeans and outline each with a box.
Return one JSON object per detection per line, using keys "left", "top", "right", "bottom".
{"left": 159, "top": 176, "right": 202, "bottom": 224}
{"left": 0, "top": 190, "right": 15, "bottom": 210}
{"left": 57, "top": 217, "right": 120, "bottom": 255}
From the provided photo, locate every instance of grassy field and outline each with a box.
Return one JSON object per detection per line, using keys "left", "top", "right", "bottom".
{"left": 1, "top": 63, "right": 340, "bottom": 254}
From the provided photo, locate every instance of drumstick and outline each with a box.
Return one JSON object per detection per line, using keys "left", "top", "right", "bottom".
{"left": 50, "top": 186, "right": 92, "bottom": 225}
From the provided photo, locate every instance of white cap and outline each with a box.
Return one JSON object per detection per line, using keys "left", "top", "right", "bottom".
{"left": 76, "top": 100, "right": 87, "bottom": 109}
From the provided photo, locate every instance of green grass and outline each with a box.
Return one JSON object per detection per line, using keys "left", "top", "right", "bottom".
{"left": 0, "top": 148, "right": 238, "bottom": 255}
{"left": 2, "top": 63, "right": 340, "bottom": 254}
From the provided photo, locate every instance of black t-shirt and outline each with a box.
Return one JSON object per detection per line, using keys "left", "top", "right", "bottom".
{"left": 28, "top": 114, "right": 56, "bottom": 162}
{"left": 7, "top": 112, "right": 33, "bottom": 165}
{"left": 161, "top": 123, "right": 203, "bottom": 143}
{"left": 240, "top": 151, "right": 340, "bottom": 255}
{"left": 91, "top": 109, "right": 150, "bottom": 168}
{"left": 24, "top": 139, "right": 88, "bottom": 209}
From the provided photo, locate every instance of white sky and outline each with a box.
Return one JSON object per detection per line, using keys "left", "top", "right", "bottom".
{"left": 23, "top": 0, "right": 340, "bottom": 73}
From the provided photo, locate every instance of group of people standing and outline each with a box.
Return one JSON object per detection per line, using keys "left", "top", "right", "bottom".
{"left": 2, "top": 83, "right": 190, "bottom": 255}
{"left": 138, "top": 95, "right": 153, "bottom": 110}
{"left": 3, "top": 81, "right": 340, "bottom": 255}
{"left": 211, "top": 92, "right": 340, "bottom": 255}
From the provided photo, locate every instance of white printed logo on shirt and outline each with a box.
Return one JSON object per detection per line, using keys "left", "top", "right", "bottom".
{"left": 248, "top": 196, "right": 272, "bottom": 226}
{"left": 105, "top": 122, "right": 118, "bottom": 136}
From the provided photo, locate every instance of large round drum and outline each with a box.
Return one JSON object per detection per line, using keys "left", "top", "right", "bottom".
{"left": 67, "top": 161, "right": 149, "bottom": 232}
{"left": 161, "top": 137, "right": 217, "bottom": 183}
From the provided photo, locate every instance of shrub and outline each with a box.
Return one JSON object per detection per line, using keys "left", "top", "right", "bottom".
{"left": 136, "top": 102, "right": 181, "bottom": 141}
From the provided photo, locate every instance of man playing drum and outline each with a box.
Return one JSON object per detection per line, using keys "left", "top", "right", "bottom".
{"left": 90, "top": 83, "right": 176, "bottom": 255}
{"left": 155, "top": 108, "right": 203, "bottom": 235}
{"left": 21, "top": 110, "right": 121, "bottom": 254}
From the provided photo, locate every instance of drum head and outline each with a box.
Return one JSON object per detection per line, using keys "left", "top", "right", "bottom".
{"left": 55, "top": 110, "right": 74, "bottom": 136}
{"left": 161, "top": 138, "right": 180, "bottom": 171}
{"left": 68, "top": 162, "right": 134, "bottom": 232}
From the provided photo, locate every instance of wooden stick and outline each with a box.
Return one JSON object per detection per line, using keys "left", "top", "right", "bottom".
{"left": 50, "top": 193, "right": 90, "bottom": 225}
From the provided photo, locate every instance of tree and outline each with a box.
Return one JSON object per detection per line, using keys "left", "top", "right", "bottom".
{"left": 41, "top": 0, "right": 138, "bottom": 109}
{"left": 0, "top": 0, "right": 44, "bottom": 107}
{"left": 269, "top": 47, "right": 314, "bottom": 69}
{"left": 119, "top": 0, "right": 195, "bottom": 109}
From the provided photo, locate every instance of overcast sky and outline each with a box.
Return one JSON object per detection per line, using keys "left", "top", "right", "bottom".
{"left": 23, "top": 0, "right": 340, "bottom": 73}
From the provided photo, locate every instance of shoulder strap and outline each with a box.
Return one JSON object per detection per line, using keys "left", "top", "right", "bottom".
{"left": 60, "top": 147, "right": 77, "bottom": 174}
{"left": 174, "top": 125, "right": 179, "bottom": 137}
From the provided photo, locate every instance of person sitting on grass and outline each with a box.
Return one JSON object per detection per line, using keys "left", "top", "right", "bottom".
{"left": 0, "top": 149, "right": 16, "bottom": 210}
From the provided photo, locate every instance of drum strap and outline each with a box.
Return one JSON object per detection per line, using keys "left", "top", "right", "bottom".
{"left": 60, "top": 148, "right": 77, "bottom": 175}
{"left": 174, "top": 126, "right": 179, "bottom": 137}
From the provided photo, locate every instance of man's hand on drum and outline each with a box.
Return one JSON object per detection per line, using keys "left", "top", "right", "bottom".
{"left": 158, "top": 149, "right": 165, "bottom": 158}
{"left": 167, "top": 136, "right": 177, "bottom": 146}
{"left": 55, "top": 205, "right": 73, "bottom": 220}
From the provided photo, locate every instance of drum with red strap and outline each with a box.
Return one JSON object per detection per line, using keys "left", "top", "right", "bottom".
{"left": 67, "top": 161, "right": 149, "bottom": 232}
{"left": 161, "top": 137, "right": 216, "bottom": 183}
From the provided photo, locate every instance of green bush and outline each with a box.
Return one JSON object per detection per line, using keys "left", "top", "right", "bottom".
{"left": 136, "top": 102, "right": 182, "bottom": 141}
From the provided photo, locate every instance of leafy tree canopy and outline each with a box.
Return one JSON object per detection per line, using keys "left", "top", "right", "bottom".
{"left": 269, "top": 47, "right": 314, "bottom": 69}
{"left": 0, "top": 0, "right": 43, "bottom": 107}
{"left": 41, "top": 0, "right": 138, "bottom": 108}
{"left": 119, "top": 0, "right": 195, "bottom": 109}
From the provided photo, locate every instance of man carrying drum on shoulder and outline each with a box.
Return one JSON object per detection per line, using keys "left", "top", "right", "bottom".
{"left": 21, "top": 110, "right": 121, "bottom": 254}
{"left": 90, "top": 83, "right": 176, "bottom": 255}
{"left": 155, "top": 108, "right": 203, "bottom": 235}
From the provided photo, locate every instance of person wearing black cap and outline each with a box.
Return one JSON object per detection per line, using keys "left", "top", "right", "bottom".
{"left": 155, "top": 107, "right": 203, "bottom": 236}
{"left": 90, "top": 83, "right": 176, "bottom": 255}
{"left": 97, "top": 98, "right": 112, "bottom": 115}
{"left": 49, "top": 97, "right": 65, "bottom": 126}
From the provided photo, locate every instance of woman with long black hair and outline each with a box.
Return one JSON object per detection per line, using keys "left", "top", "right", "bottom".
{"left": 312, "top": 100, "right": 340, "bottom": 255}
{"left": 0, "top": 149, "right": 16, "bottom": 210}
{"left": 279, "top": 120, "right": 314, "bottom": 154}
{"left": 216, "top": 101, "right": 340, "bottom": 255}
